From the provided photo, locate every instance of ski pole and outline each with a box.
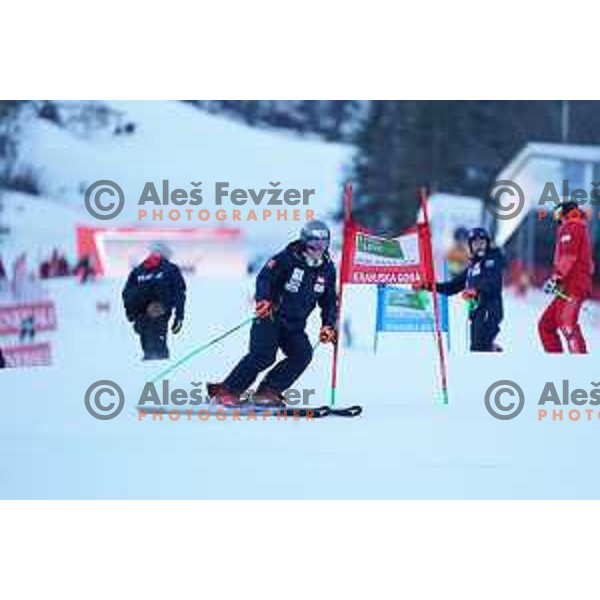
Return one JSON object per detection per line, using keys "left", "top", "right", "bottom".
{"left": 551, "top": 288, "right": 593, "bottom": 313}
{"left": 554, "top": 288, "right": 576, "bottom": 303}
{"left": 463, "top": 296, "right": 478, "bottom": 351}
{"left": 150, "top": 315, "right": 254, "bottom": 384}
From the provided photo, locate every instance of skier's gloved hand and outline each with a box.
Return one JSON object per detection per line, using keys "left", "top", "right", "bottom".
{"left": 543, "top": 275, "right": 561, "bottom": 295}
{"left": 172, "top": 318, "right": 183, "bottom": 334}
{"left": 461, "top": 288, "right": 478, "bottom": 301}
{"left": 146, "top": 301, "right": 165, "bottom": 318}
{"left": 319, "top": 325, "right": 337, "bottom": 344}
{"left": 255, "top": 299, "right": 273, "bottom": 319}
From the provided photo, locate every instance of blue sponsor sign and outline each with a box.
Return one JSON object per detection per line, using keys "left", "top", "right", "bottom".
{"left": 376, "top": 285, "right": 449, "bottom": 333}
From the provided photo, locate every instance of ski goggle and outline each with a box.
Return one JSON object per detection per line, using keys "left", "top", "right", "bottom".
{"left": 470, "top": 236, "right": 488, "bottom": 246}
{"left": 305, "top": 239, "right": 329, "bottom": 253}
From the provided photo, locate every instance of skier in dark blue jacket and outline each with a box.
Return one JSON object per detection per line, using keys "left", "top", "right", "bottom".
{"left": 209, "top": 220, "right": 338, "bottom": 406}
{"left": 417, "top": 227, "right": 504, "bottom": 352}
{"left": 122, "top": 242, "right": 186, "bottom": 360}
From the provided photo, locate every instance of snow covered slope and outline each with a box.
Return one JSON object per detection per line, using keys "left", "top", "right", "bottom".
{"left": 10, "top": 101, "right": 352, "bottom": 252}
{"left": 2, "top": 276, "right": 600, "bottom": 499}
{"left": 1, "top": 190, "right": 82, "bottom": 264}
{"left": 3, "top": 102, "right": 600, "bottom": 499}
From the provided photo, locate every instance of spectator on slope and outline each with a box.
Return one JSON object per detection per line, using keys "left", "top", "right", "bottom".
{"left": 74, "top": 254, "right": 96, "bottom": 284}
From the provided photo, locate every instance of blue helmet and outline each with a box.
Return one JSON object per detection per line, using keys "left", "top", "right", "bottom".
{"left": 467, "top": 227, "right": 490, "bottom": 246}
{"left": 467, "top": 227, "right": 490, "bottom": 255}
{"left": 454, "top": 226, "right": 469, "bottom": 243}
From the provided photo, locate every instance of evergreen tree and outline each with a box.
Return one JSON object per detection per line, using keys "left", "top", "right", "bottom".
{"left": 352, "top": 101, "right": 600, "bottom": 234}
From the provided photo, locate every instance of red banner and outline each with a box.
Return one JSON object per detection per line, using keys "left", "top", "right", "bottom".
{"left": 0, "top": 301, "right": 57, "bottom": 336}
{"left": 340, "top": 210, "right": 433, "bottom": 285}
{"left": 3, "top": 343, "right": 52, "bottom": 367}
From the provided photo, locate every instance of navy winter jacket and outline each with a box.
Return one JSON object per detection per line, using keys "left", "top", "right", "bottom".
{"left": 255, "top": 241, "right": 337, "bottom": 330}
{"left": 122, "top": 255, "right": 186, "bottom": 323}
{"left": 436, "top": 247, "right": 504, "bottom": 322}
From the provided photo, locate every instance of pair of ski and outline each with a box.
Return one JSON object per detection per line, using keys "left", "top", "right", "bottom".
{"left": 147, "top": 403, "right": 362, "bottom": 419}
{"left": 239, "top": 404, "right": 363, "bottom": 418}
{"left": 148, "top": 318, "right": 362, "bottom": 419}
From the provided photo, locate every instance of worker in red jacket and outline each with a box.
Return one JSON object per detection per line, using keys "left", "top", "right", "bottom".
{"left": 538, "top": 201, "right": 595, "bottom": 353}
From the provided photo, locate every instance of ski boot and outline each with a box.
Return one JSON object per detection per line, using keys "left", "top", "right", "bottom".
{"left": 252, "top": 387, "right": 286, "bottom": 407}
{"left": 206, "top": 382, "right": 244, "bottom": 407}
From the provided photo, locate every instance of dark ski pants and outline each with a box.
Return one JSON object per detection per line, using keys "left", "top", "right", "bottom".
{"left": 135, "top": 314, "right": 170, "bottom": 360}
{"left": 470, "top": 308, "right": 501, "bottom": 352}
{"left": 224, "top": 318, "right": 313, "bottom": 394}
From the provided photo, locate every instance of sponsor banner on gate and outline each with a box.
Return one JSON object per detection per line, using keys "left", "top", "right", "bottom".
{"left": 341, "top": 224, "right": 433, "bottom": 285}
{"left": 354, "top": 231, "right": 420, "bottom": 268}
{"left": 376, "top": 285, "right": 449, "bottom": 333}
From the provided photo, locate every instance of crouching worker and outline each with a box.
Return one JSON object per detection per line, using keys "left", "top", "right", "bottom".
{"left": 122, "top": 242, "right": 186, "bottom": 360}
{"left": 414, "top": 227, "right": 504, "bottom": 352}
{"left": 208, "top": 220, "right": 338, "bottom": 407}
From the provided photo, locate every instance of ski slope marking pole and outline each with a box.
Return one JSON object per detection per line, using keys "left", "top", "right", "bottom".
{"left": 150, "top": 315, "right": 254, "bottom": 384}
{"left": 330, "top": 182, "right": 353, "bottom": 407}
{"left": 330, "top": 300, "right": 343, "bottom": 407}
{"left": 420, "top": 187, "right": 449, "bottom": 405}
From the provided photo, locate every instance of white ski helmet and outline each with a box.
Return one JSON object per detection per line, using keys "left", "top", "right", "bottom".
{"left": 149, "top": 241, "right": 173, "bottom": 259}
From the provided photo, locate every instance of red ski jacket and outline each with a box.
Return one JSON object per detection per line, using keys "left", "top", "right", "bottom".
{"left": 553, "top": 212, "right": 594, "bottom": 299}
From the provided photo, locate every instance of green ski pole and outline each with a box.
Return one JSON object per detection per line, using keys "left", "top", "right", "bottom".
{"left": 150, "top": 315, "right": 254, "bottom": 384}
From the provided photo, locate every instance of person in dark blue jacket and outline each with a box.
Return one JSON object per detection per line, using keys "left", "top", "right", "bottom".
{"left": 418, "top": 227, "right": 504, "bottom": 352}
{"left": 122, "top": 242, "right": 186, "bottom": 360}
{"left": 209, "top": 220, "right": 338, "bottom": 406}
